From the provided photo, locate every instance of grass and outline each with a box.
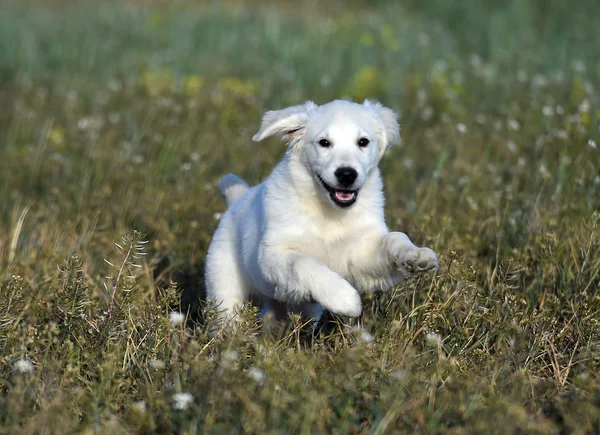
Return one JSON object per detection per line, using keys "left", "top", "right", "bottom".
{"left": 1, "top": 0, "right": 599, "bottom": 432}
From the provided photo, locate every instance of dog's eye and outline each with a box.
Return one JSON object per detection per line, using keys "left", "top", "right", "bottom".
{"left": 358, "top": 138, "right": 370, "bottom": 147}
{"left": 318, "top": 139, "right": 331, "bottom": 147}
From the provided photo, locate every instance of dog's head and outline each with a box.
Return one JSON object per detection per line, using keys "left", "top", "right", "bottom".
{"left": 253, "top": 99, "right": 400, "bottom": 208}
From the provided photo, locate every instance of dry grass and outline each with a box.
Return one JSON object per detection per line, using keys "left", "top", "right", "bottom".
{"left": 1, "top": 0, "right": 599, "bottom": 433}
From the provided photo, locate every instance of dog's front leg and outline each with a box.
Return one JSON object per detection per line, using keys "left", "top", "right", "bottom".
{"left": 259, "top": 248, "right": 362, "bottom": 318}
{"left": 347, "top": 231, "right": 438, "bottom": 292}
{"left": 382, "top": 232, "right": 438, "bottom": 278}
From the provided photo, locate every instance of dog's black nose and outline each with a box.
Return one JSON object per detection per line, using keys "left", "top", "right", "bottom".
{"left": 335, "top": 167, "right": 358, "bottom": 187}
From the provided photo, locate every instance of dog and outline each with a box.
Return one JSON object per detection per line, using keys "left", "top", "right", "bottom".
{"left": 205, "top": 99, "right": 438, "bottom": 333}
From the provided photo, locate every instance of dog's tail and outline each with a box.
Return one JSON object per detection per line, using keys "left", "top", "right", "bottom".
{"left": 219, "top": 173, "right": 249, "bottom": 207}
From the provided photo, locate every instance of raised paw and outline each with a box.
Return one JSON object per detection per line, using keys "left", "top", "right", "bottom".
{"left": 314, "top": 275, "right": 362, "bottom": 318}
{"left": 396, "top": 246, "right": 438, "bottom": 277}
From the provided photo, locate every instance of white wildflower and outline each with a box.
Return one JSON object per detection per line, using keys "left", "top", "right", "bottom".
{"left": 402, "top": 158, "right": 414, "bottom": 170}
{"left": 432, "top": 59, "right": 448, "bottom": 74}
{"left": 542, "top": 105, "right": 554, "bottom": 117}
{"left": 214, "top": 212, "right": 223, "bottom": 220}
{"left": 108, "top": 112, "right": 121, "bottom": 124}
{"left": 14, "top": 359, "right": 34, "bottom": 374}
{"left": 482, "top": 65, "right": 496, "bottom": 80}
{"left": 579, "top": 99, "right": 590, "bottom": 113}
{"left": 222, "top": 350, "right": 239, "bottom": 363}
{"left": 180, "top": 162, "right": 192, "bottom": 171}
{"left": 345, "top": 326, "right": 375, "bottom": 343}
{"left": 418, "top": 32, "right": 430, "bottom": 46}
{"left": 359, "top": 330, "right": 375, "bottom": 344}
{"left": 393, "top": 370, "right": 406, "bottom": 381}
{"left": 555, "top": 130, "right": 568, "bottom": 140}
{"left": 149, "top": 359, "right": 166, "bottom": 370}
{"left": 467, "top": 197, "right": 479, "bottom": 211}
{"left": 173, "top": 392, "right": 193, "bottom": 410}
{"left": 587, "top": 139, "right": 597, "bottom": 150}
{"left": 77, "top": 118, "right": 90, "bottom": 130}
{"left": 77, "top": 116, "right": 103, "bottom": 131}
{"left": 108, "top": 79, "right": 122, "bottom": 92}
{"left": 507, "top": 119, "right": 520, "bottom": 131}
{"left": 157, "top": 97, "right": 173, "bottom": 108}
{"left": 133, "top": 401, "right": 147, "bottom": 412}
{"left": 221, "top": 350, "right": 240, "bottom": 370}
{"left": 469, "top": 53, "right": 483, "bottom": 69}
{"left": 573, "top": 60, "right": 585, "bottom": 73}
{"left": 456, "top": 123, "right": 467, "bottom": 134}
{"left": 532, "top": 74, "right": 547, "bottom": 88}
{"left": 190, "top": 152, "right": 201, "bottom": 162}
{"left": 420, "top": 106, "right": 433, "bottom": 121}
{"left": 425, "top": 332, "right": 442, "bottom": 347}
{"left": 169, "top": 311, "right": 185, "bottom": 326}
{"left": 506, "top": 140, "right": 517, "bottom": 152}
{"left": 247, "top": 367, "right": 266, "bottom": 383}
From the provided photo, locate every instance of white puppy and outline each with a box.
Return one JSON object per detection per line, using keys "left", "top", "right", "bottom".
{"left": 205, "top": 99, "right": 437, "bottom": 332}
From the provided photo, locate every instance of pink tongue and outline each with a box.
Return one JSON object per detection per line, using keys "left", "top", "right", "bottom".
{"left": 334, "top": 190, "right": 356, "bottom": 201}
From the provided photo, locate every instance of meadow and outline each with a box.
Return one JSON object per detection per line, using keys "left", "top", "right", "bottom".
{"left": 1, "top": 0, "right": 599, "bottom": 432}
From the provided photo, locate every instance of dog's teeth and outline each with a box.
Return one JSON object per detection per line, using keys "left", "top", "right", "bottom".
{"left": 334, "top": 191, "right": 356, "bottom": 202}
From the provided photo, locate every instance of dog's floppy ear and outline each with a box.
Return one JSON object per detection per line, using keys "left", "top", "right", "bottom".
{"left": 362, "top": 100, "right": 400, "bottom": 157}
{"left": 252, "top": 101, "right": 317, "bottom": 147}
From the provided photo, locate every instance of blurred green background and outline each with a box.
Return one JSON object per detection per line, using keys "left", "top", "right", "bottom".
{"left": 1, "top": 0, "right": 599, "bottom": 433}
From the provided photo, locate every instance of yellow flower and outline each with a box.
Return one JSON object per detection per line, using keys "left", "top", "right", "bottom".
{"left": 580, "top": 111, "right": 590, "bottom": 126}
{"left": 568, "top": 75, "right": 587, "bottom": 108}
{"left": 380, "top": 25, "right": 400, "bottom": 52}
{"left": 140, "top": 70, "right": 172, "bottom": 96}
{"left": 360, "top": 32, "right": 374, "bottom": 46}
{"left": 49, "top": 126, "right": 65, "bottom": 149}
{"left": 346, "top": 66, "right": 385, "bottom": 101}
{"left": 218, "top": 77, "right": 258, "bottom": 99}
{"left": 183, "top": 75, "right": 205, "bottom": 97}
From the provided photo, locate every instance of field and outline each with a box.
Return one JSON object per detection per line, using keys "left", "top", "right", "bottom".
{"left": 1, "top": 0, "right": 600, "bottom": 433}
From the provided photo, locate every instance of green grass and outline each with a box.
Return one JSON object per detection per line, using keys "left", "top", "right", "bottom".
{"left": 1, "top": 0, "right": 600, "bottom": 433}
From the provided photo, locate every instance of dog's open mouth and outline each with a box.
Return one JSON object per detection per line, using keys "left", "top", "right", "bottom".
{"left": 317, "top": 175, "right": 358, "bottom": 208}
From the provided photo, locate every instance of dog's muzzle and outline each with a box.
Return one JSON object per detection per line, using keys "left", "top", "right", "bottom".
{"left": 317, "top": 175, "right": 359, "bottom": 208}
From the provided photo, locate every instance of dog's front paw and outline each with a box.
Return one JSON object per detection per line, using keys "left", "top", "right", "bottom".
{"left": 391, "top": 243, "right": 438, "bottom": 277}
{"left": 389, "top": 233, "right": 438, "bottom": 276}
{"left": 315, "top": 276, "right": 362, "bottom": 318}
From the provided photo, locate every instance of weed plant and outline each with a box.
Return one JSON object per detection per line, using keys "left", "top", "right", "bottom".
{"left": 1, "top": 0, "right": 599, "bottom": 432}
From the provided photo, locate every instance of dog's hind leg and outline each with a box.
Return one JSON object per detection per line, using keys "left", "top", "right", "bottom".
{"left": 204, "top": 226, "right": 251, "bottom": 335}
{"left": 219, "top": 173, "right": 249, "bottom": 207}
{"left": 257, "top": 297, "right": 288, "bottom": 334}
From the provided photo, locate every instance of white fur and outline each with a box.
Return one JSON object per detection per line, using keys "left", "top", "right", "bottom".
{"left": 205, "top": 99, "right": 437, "bottom": 333}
